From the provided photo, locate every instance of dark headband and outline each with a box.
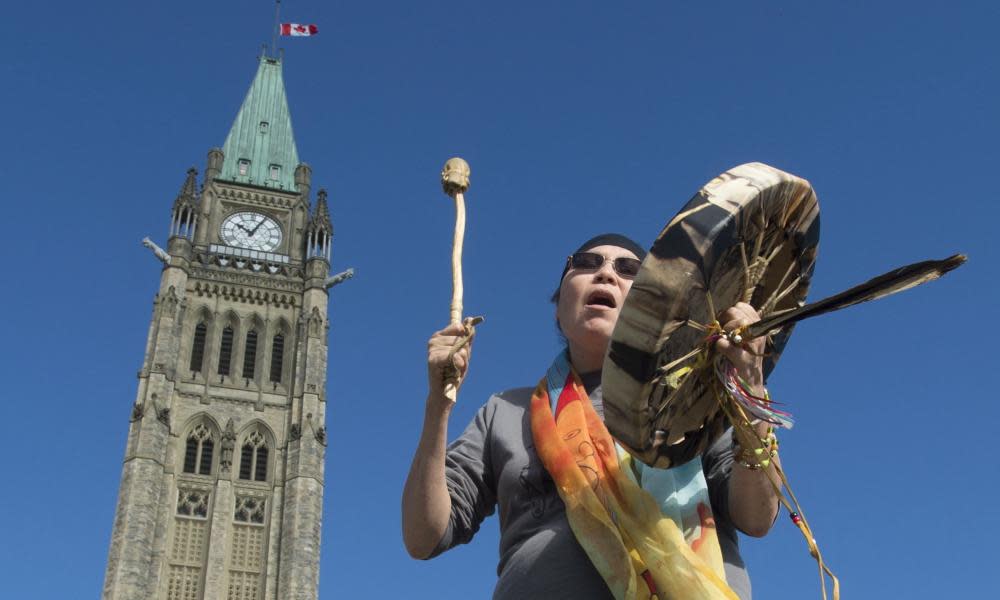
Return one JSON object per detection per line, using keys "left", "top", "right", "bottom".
{"left": 558, "top": 233, "right": 647, "bottom": 282}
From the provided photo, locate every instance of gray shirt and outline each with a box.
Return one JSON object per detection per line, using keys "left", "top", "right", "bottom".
{"left": 430, "top": 377, "right": 751, "bottom": 599}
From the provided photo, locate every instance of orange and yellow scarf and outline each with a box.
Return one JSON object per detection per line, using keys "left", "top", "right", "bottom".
{"left": 529, "top": 352, "right": 739, "bottom": 600}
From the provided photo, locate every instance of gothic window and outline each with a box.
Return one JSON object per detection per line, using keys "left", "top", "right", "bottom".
{"left": 190, "top": 322, "right": 207, "bottom": 373}
{"left": 183, "top": 423, "right": 215, "bottom": 476}
{"left": 227, "top": 496, "right": 267, "bottom": 600}
{"left": 167, "top": 489, "right": 211, "bottom": 600}
{"left": 242, "top": 330, "right": 258, "bottom": 380}
{"left": 269, "top": 333, "right": 284, "bottom": 384}
{"left": 238, "top": 159, "right": 250, "bottom": 176}
{"left": 218, "top": 326, "right": 234, "bottom": 377}
{"left": 238, "top": 430, "right": 269, "bottom": 482}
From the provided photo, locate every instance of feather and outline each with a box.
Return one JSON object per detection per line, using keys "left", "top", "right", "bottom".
{"left": 747, "top": 254, "right": 967, "bottom": 339}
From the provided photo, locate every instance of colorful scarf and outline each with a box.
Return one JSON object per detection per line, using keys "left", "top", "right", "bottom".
{"left": 530, "top": 352, "right": 739, "bottom": 600}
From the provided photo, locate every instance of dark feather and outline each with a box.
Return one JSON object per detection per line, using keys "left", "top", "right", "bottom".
{"left": 747, "top": 254, "right": 967, "bottom": 339}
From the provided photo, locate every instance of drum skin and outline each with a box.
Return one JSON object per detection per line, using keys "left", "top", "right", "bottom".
{"left": 603, "top": 163, "right": 820, "bottom": 468}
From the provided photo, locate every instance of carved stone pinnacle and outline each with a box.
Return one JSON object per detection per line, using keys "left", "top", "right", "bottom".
{"left": 441, "top": 157, "right": 471, "bottom": 196}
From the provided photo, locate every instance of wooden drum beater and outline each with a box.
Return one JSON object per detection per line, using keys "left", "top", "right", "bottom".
{"left": 440, "top": 157, "right": 483, "bottom": 402}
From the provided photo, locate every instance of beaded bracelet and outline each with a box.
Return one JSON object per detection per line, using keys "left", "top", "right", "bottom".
{"left": 734, "top": 430, "right": 779, "bottom": 470}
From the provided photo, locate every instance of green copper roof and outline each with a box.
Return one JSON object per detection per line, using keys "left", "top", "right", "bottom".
{"left": 220, "top": 56, "right": 300, "bottom": 192}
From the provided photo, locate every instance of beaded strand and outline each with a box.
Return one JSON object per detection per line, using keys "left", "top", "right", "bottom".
{"left": 734, "top": 428, "right": 779, "bottom": 470}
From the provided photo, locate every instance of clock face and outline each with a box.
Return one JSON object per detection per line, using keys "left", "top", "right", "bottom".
{"left": 220, "top": 212, "right": 283, "bottom": 252}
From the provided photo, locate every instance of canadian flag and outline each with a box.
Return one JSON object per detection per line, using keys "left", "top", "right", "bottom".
{"left": 280, "top": 23, "right": 319, "bottom": 37}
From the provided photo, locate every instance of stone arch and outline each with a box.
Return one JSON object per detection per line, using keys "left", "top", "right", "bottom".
{"left": 178, "top": 413, "right": 222, "bottom": 477}
{"left": 246, "top": 313, "right": 266, "bottom": 335}
{"left": 221, "top": 310, "right": 240, "bottom": 329}
{"left": 236, "top": 420, "right": 275, "bottom": 482}
{"left": 237, "top": 419, "right": 275, "bottom": 446}
{"left": 179, "top": 411, "right": 223, "bottom": 438}
{"left": 272, "top": 316, "right": 292, "bottom": 337}
{"left": 193, "top": 305, "right": 214, "bottom": 325}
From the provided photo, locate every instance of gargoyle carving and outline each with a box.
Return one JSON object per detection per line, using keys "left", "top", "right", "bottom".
{"left": 142, "top": 237, "right": 171, "bottom": 264}
{"left": 324, "top": 268, "right": 355, "bottom": 289}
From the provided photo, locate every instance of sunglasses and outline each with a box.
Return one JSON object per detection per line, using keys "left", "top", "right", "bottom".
{"left": 566, "top": 252, "right": 642, "bottom": 278}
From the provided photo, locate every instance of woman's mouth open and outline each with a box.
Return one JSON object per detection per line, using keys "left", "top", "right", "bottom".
{"left": 585, "top": 290, "right": 617, "bottom": 309}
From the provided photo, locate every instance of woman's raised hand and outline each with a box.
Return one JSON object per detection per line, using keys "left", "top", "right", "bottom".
{"left": 714, "top": 302, "right": 766, "bottom": 396}
{"left": 426, "top": 322, "right": 475, "bottom": 406}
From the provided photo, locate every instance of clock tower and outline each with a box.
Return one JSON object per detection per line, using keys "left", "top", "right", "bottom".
{"left": 102, "top": 53, "right": 338, "bottom": 600}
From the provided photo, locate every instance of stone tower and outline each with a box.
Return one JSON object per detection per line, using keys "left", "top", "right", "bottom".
{"left": 103, "top": 53, "right": 336, "bottom": 600}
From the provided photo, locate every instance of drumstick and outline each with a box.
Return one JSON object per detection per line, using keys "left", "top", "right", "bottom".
{"left": 441, "top": 157, "right": 470, "bottom": 325}
{"left": 441, "top": 157, "right": 472, "bottom": 401}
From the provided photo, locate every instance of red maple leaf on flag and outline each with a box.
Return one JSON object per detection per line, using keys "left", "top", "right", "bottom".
{"left": 280, "top": 23, "right": 319, "bottom": 37}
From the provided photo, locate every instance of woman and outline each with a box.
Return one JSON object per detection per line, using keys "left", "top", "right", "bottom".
{"left": 402, "top": 234, "right": 780, "bottom": 599}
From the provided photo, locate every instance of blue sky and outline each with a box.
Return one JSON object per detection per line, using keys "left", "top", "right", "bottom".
{"left": 1, "top": 1, "right": 997, "bottom": 598}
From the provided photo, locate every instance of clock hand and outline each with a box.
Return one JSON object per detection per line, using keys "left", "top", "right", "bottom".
{"left": 237, "top": 224, "right": 252, "bottom": 234}
{"left": 248, "top": 219, "right": 267, "bottom": 236}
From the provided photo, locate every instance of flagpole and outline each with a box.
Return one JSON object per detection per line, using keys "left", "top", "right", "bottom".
{"left": 271, "top": 0, "right": 282, "bottom": 57}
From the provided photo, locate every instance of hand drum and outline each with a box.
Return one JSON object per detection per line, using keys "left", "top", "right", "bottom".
{"left": 603, "top": 162, "right": 819, "bottom": 468}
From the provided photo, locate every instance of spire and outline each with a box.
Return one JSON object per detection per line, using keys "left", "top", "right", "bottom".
{"left": 170, "top": 168, "right": 199, "bottom": 240}
{"left": 173, "top": 167, "right": 198, "bottom": 209}
{"left": 310, "top": 189, "right": 333, "bottom": 234}
{"left": 220, "top": 54, "right": 300, "bottom": 192}
{"left": 306, "top": 189, "right": 333, "bottom": 261}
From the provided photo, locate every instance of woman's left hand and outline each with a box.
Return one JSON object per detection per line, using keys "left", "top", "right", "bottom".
{"left": 714, "top": 302, "right": 766, "bottom": 397}
{"left": 716, "top": 303, "right": 781, "bottom": 536}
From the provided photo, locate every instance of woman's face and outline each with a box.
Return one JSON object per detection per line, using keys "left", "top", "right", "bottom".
{"left": 556, "top": 244, "right": 638, "bottom": 359}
